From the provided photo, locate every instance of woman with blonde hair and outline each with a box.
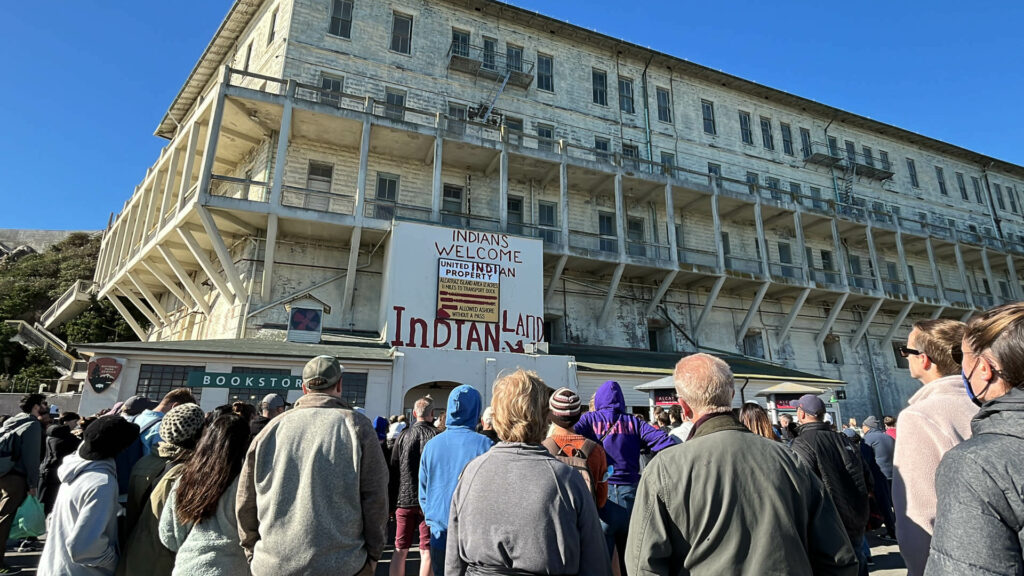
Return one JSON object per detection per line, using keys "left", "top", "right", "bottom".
{"left": 926, "top": 303, "right": 1024, "bottom": 575}
{"left": 739, "top": 402, "right": 780, "bottom": 442}
{"left": 446, "top": 369, "right": 610, "bottom": 575}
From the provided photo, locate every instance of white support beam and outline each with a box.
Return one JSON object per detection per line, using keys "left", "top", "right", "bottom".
{"left": 106, "top": 294, "right": 148, "bottom": 341}
{"left": 664, "top": 182, "right": 677, "bottom": 258}
{"left": 141, "top": 260, "right": 189, "bottom": 306}
{"left": 142, "top": 178, "right": 157, "bottom": 240}
{"left": 430, "top": 133, "right": 443, "bottom": 220}
{"left": 778, "top": 288, "right": 811, "bottom": 343}
{"left": 614, "top": 174, "right": 625, "bottom": 257}
{"left": 753, "top": 204, "right": 769, "bottom": 277}
{"left": 711, "top": 195, "right": 724, "bottom": 271}
{"left": 693, "top": 276, "right": 726, "bottom": 340}
{"left": 544, "top": 254, "right": 568, "bottom": 307}
{"left": 598, "top": 264, "right": 625, "bottom": 327}
{"left": 895, "top": 231, "right": 915, "bottom": 299}
{"left": 1006, "top": 254, "right": 1020, "bottom": 300}
{"left": 268, "top": 80, "right": 296, "bottom": 207}
{"left": 196, "top": 67, "right": 229, "bottom": 202}
{"left": 159, "top": 148, "right": 180, "bottom": 224}
{"left": 499, "top": 147, "right": 509, "bottom": 230}
{"left": 981, "top": 248, "right": 996, "bottom": 304}
{"left": 645, "top": 271, "right": 678, "bottom": 317}
{"left": 960, "top": 310, "right": 974, "bottom": 322}
{"left": 158, "top": 245, "right": 211, "bottom": 316}
{"left": 353, "top": 116, "right": 372, "bottom": 225}
{"left": 793, "top": 212, "right": 810, "bottom": 282}
{"left": 178, "top": 227, "right": 234, "bottom": 305}
{"left": 953, "top": 243, "right": 975, "bottom": 308}
{"left": 830, "top": 219, "right": 849, "bottom": 287}
{"left": 881, "top": 302, "right": 915, "bottom": 351}
{"left": 559, "top": 163, "right": 569, "bottom": 247}
{"left": 341, "top": 227, "right": 362, "bottom": 318}
{"left": 485, "top": 150, "right": 501, "bottom": 177}
{"left": 196, "top": 206, "right": 246, "bottom": 302}
{"left": 126, "top": 271, "right": 169, "bottom": 324}
{"left": 865, "top": 226, "right": 883, "bottom": 292}
{"left": 262, "top": 214, "right": 279, "bottom": 303}
{"left": 735, "top": 281, "right": 770, "bottom": 346}
{"left": 852, "top": 299, "right": 884, "bottom": 348}
{"left": 930, "top": 306, "right": 945, "bottom": 320}
{"left": 116, "top": 285, "right": 162, "bottom": 328}
{"left": 178, "top": 123, "right": 201, "bottom": 210}
{"left": 925, "top": 238, "right": 946, "bottom": 301}
{"left": 814, "top": 293, "right": 850, "bottom": 357}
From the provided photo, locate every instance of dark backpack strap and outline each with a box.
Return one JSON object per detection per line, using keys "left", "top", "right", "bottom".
{"left": 139, "top": 417, "right": 161, "bottom": 435}
{"left": 541, "top": 437, "right": 563, "bottom": 457}
{"left": 597, "top": 414, "right": 621, "bottom": 443}
{"left": 577, "top": 438, "right": 598, "bottom": 460}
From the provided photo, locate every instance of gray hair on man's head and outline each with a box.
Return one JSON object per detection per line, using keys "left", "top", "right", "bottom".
{"left": 673, "top": 353, "right": 734, "bottom": 415}
{"left": 413, "top": 396, "right": 433, "bottom": 420}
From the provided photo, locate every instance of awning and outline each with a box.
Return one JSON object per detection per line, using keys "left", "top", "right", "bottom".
{"left": 754, "top": 382, "right": 827, "bottom": 397}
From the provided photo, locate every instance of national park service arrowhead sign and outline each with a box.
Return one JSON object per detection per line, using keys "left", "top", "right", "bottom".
{"left": 87, "top": 357, "right": 122, "bottom": 393}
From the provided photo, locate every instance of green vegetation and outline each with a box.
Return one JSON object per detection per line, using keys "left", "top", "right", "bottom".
{"left": 0, "top": 232, "right": 139, "bottom": 389}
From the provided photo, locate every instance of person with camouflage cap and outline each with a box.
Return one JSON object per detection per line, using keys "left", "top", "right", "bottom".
{"left": 117, "top": 403, "right": 206, "bottom": 576}
{"left": 237, "top": 355, "right": 389, "bottom": 576}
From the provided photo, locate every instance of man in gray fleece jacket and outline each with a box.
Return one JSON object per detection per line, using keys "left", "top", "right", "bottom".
{"left": 237, "top": 356, "right": 389, "bottom": 576}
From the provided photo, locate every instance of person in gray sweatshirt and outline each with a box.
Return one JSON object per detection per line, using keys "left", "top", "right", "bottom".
{"left": 446, "top": 369, "right": 610, "bottom": 576}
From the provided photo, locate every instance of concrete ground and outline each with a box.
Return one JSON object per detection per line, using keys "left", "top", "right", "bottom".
{"left": 6, "top": 529, "right": 908, "bottom": 574}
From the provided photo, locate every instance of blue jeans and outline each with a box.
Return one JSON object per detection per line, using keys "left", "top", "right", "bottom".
{"left": 856, "top": 535, "right": 869, "bottom": 576}
{"left": 599, "top": 484, "right": 637, "bottom": 573}
{"left": 429, "top": 531, "right": 446, "bottom": 576}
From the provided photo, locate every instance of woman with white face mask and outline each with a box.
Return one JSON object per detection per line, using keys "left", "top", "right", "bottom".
{"left": 925, "top": 303, "right": 1024, "bottom": 576}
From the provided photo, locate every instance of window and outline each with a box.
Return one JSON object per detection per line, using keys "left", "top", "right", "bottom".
{"left": 972, "top": 177, "right": 985, "bottom": 205}
{"left": 374, "top": 173, "right": 399, "bottom": 219}
{"left": 790, "top": 182, "right": 802, "bottom": 200}
{"left": 845, "top": 141, "right": 857, "bottom": 164}
{"left": 1008, "top": 185, "right": 1019, "bottom": 214}
{"left": 536, "top": 124, "right": 554, "bottom": 153}
{"left": 384, "top": 87, "right": 405, "bottom": 121}
{"left": 827, "top": 136, "right": 839, "bottom": 157}
{"left": 721, "top": 232, "right": 731, "bottom": 256}
{"left": 507, "top": 196, "right": 524, "bottom": 235}
{"left": 660, "top": 152, "right": 675, "bottom": 175}
{"left": 745, "top": 171, "right": 759, "bottom": 195}
{"left": 800, "top": 127, "right": 812, "bottom": 158}
{"left": 708, "top": 163, "right": 722, "bottom": 187}
{"left": 505, "top": 117, "right": 523, "bottom": 133}
{"left": 267, "top": 9, "right": 278, "bottom": 44}
{"left": 743, "top": 332, "right": 765, "bottom": 358}
{"left": 591, "top": 69, "right": 607, "bottom": 106}
{"left": 441, "top": 185, "right": 463, "bottom": 226}
{"left": 935, "top": 166, "right": 948, "bottom": 196}
{"left": 136, "top": 364, "right": 206, "bottom": 402}
{"left": 446, "top": 102, "right": 467, "bottom": 135}
{"left": 739, "top": 111, "right": 753, "bottom": 144}
{"left": 390, "top": 13, "right": 412, "bottom": 54}
{"left": 329, "top": 0, "right": 354, "bottom": 38}
{"left": 879, "top": 150, "right": 891, "bottom": 171}
{"left": 823, "top": 337, "right": 844, "bottom": 364}
{"left": 765, "top": 176, "right": 781, "bottom": 200}
{"left": 701, "top": 100, "right": 716, "bottom": 134}
{"left": 618, "top": 77, "right": 634, "bottom": 113}
{"left": 656, "top": 87, "right": 672, "bottom": 123}
{"left": 229, "top": 366, "right": 292, "bottom": 407}
{"left": 537, "top": 54, "right": 554, "bottom": 92}
{"left": 780, "top": 123, "right": 793, "bottom": 155}
{"left": 506, "top": 45, "right": 523, "bottom": 72}
{"left": 893, "top": 342, "right": 911, "bottom": 369}
{"left": 627, "top": 218, "right": 646, "bottom": 257}
{"left": 598, "top": 212, "right": 617, "bottom": 253}
{"left": 594, "top": 137, "right": 610, "bottom": 162}
{"left": 778, "top": 242, "right": 792, "bottom": 263}
{"left": 538, "top": 201, "right": 559, "bottom": 244}
{"left": 956, "top": 172, "right": 969, "bottom": 201}
{"left": 622, "top": 144, "right": 639, "bottom": 170}
{"left": 862, "top": 146, "right": 874, "bottom": 167}
{"left": 482, "top": 37, "right": 497, "bottom": 70}
{"left": 760, "top": 117, "right": 774, "bottom": 150}
{"left": 306, "top": 161, "right": 333, "bottom": 194}
{"left": 319, "top": 74, "right": 343, "bottom": 107}
{"left": 649, "top": 326, "right": 671, "bottom": 353}
{"left": 451, "top": 29, "right": 470, "bottom": 57}
{"left": 242, "top": 42, "right": 252, "bottom": 72}
{"left": 906, "top": 158, "right": 919, "bottom": 188}
{"left": 994, "top": 182, "right": 1006, "bottom": 210}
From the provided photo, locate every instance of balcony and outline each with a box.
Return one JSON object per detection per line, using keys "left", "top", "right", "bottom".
{"left": 514, "top": 223, "right": 562, "bottom": 248}
{"left": 40, "top": 280, "right": 96, "bottom": 330}
{"left": 802, "top": 142, "right": 894, "bottom": 180}
{"left": 945, "top": 287, "right": 969, "bottom": 307}
{"left": 849, "top": 273, "right": 877, "bottom": 292}
{"left": 447, "top": 42, "right": 535, "bottom": 89}
{"left": 801, "top": 141, "right": 845, "bottom": 169}
{"left": 914, "top": 283, "right": 940, "bottom": 302}
{"left": 957, "top": 229, "right": 982, "bottom": 246}
{"left": 882, "top": 278, "right": 907, "bottom": 298}
{"left": 809, "top": 267, "right": 842, "bottom": 289}
{"left": 724, "top": 255, "right": 763, "bottom": 277}
{"left": 976, "top": 292, "right": 996, "bottom": 308}
{"left": 568, "top": 230, "right": 618, "bottom": 257}
{"left": 769, "top": 262, "right": 805, "bottom": 283}
{"left": 282, "top": 185, "right": 355, "bottom": 215}
{"left": 678, "top": 247, "right": 719, "bottom": 272}
{"left": 626, "top": 239, "right": 673, "bottom": 263}
{"left": 209, "top": 174, "right": 269, "bottom": 203}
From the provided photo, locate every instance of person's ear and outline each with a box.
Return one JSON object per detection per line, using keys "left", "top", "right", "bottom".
{"left": 335, "top": 379, "right": 343, "bottom": 395}
{"left": 920, "top": 354, "right": 932, "bottom": 371}
{"left": 302, "top": 382, "right": 310, "bottom": 394}
{"left": 678, "top": 399, "right": 695, "bottom": 421}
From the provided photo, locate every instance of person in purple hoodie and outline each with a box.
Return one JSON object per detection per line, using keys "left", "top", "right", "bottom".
{"left": 574, "top": 380, "right": 675, "bottom": 574}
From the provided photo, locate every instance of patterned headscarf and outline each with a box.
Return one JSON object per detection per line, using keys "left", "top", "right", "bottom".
{"left": 156, "top": 403, "right": 205, "bottom": 460}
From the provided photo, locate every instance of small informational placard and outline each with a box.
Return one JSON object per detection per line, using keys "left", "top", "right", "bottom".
{"left": 187, "top": 372, "right": 302, "bottom": 391}
{"left": 653, "top": 389, "right": 678, "bottom": 407}
{"left": 436, "top": 258, "right": 500, "bottom": 323}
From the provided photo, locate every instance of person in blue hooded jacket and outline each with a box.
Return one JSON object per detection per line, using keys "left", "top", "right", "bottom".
{"left": 418, "top": 385, "right": 492, "bottom": 576}
{"left": 574, "top": 380, "right": 675, "bottom": 575}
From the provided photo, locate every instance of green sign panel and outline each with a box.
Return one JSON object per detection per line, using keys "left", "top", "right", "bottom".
{"left": 187, "top": 372, "right": 302, "bottom": 391}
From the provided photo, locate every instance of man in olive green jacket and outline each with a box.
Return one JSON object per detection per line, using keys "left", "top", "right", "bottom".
{"left": 626, "top": 354, "right": 857, "bottom": 576}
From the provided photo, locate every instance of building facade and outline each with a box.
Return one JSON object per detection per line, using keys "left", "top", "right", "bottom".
{"left": 72, "top": 0, "right": 1024, "bottom": 418}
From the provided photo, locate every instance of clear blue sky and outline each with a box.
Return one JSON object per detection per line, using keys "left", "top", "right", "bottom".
{"left": 1, "top": 0, "right": 1021, "bottom": 230}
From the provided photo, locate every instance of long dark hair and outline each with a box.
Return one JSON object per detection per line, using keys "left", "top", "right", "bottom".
{"left": 174, "top": 414, "right": 251, "bottom": 523}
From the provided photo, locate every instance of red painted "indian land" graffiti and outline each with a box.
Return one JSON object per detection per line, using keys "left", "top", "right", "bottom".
{"left": 391, "top": 305, "right": 544, "bottom": 352}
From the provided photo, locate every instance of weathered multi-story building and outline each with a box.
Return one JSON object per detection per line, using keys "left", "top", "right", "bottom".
{"left": 68, "top": 0, "right": 1024, "bottom": 418}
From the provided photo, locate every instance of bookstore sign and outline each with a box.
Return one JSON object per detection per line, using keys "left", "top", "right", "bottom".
{"left": 186, "top": 372, "right": 302, "bottom": 391}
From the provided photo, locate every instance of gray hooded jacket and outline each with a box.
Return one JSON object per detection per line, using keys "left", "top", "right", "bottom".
{"left": 925, "top": 386, "right": 1024, "bottom": 576}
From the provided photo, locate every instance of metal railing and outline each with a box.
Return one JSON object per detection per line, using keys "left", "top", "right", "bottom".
{"left": 281, "top": 185, "right": 355, "bottom": 215}
{"left": 626, "top": 240, "right": 672, "bottom": 261}
{"left": 513, "top": 223, "right": 563, "bottom": 246}
{"left": 568, "top": 230, "right": 618, "bottom": 254}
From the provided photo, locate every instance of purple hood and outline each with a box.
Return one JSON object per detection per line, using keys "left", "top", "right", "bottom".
{"left": 574, "top": 380, "right": 675, "bottom": 485}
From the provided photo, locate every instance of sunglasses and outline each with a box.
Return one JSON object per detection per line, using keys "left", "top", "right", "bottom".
{"left": 951, "top": 345, "right": 963, "bottom": 365}
{"left": 898, "top": 345, "right": 922, "bottom": 358}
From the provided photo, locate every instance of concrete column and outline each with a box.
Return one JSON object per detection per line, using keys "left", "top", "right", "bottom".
{"left": 160, "top": 148, "right": 181, "bottom": 224}
{"left": 559, "top": 162, "right": 569, "bottom": 248}
{"left": 614, "top": 173, "right": 626, "bottom": 258}
{"left": 179, "top": 124, "right": 201, "bottom": 209}
{"left": 711, "top": 194, "right": 724, "bottom": 272}
{"left": 127, "top": 271, "right": 169, "bottom": 323}
{"left": 830, "top": 219, "right": 849, "bottom": 287}
{"left": 865, "top": 226, "right": 883, "bottom": 292}
{"left": 178, "top": 227, "right": 233, "bottom": 304}
{"left": 895, "top": 231, "right": 915, "bottom": 299}
{"left": 141, "top": 260, "right": 189, "bottom": 307}
{"left": 544, "top": 254, "right": 568, "bottom": 307}
{"left": 881, "top": 302, "right": 915, "bottom": 351}
{"left": 196, "top": 207, "right": 246, "bottom": 303}
{"left": 778, "top": 288, "right": 811, "bottom": 343}
{"left": 852, "top": 299, "right": 884, "bottom": 348}
{"left": 925, "top": 238, "right": 946, "bottom": 302}
{"left": 430, "top": 134, "right": 443, "bottom": 222}
{"left": 268, "top": 80, "right": 296, "bottom": 207}
{"left": 793, "top": 211, "right": 810, "bottom": 283}
{"left": 753, "top": 203, "right": 769, "bottom": 277}
{"left": 499, "top": 146, "right": 509, "bottom": 230}
{"left": 142, "top": 178, "right": 157, "bottom": 241}
{"left": 953, "top": 243, "right": 975, "bottom": 308}
{"left": 693, "top": 276, "right": 726, "bottom": 342}
{"left": 196, "top": 67, "right": 229, "bottom": 202}
{"left": 261, "top": 214, "right": 279, "bottom": 303}
{"left": 980, "top": 248, "right": 997, "bottom": 303}
{"left": 117, "top": 285, "right": 162, "bottom": 328}
{"left": 107, "top": 294, "right": 148, "bottom": 341}
{"left": 158, "top": 245, "right": 211, "bottom": 315}
{"left": 664, "top": 182, "right": 677, "bottom": 258}
{"left": 341, "top": 227, "right": 362, "bottom": 318}
{"left": 814, "top": 293, "right": 849, "bottom": 362}
{"left": 354, "top": 115, "right": 372, "bottom": 224}
{"left": 1006, "top": 254, "right": 1020, "bottom": 300}
{"left": 735, "top": 282, "right": 770, "bottom": 347}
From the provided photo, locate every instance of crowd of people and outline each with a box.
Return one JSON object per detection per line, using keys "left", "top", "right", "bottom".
{"left": 0, "top": 302, "right": 1022, "bottom": 574}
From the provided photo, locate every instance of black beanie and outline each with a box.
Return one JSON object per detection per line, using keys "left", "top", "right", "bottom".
{"left": 80, "top": 417, "right": 140, "bottom": 461}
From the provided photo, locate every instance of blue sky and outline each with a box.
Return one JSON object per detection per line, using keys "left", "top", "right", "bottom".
{"left": 1, "top": 0, "right": 1021, "bottom": 230}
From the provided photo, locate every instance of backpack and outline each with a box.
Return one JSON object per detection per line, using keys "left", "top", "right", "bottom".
{"left": 0, "top": 416, "right": 29, "bottom": 477}
{"left": 542, "top": 437, "right": 599, "bottom": 503}
{"left": 115, "top": 416, "right": 161, "bottom": 495}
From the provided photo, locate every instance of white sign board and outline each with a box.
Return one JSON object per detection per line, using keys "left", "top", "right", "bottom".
{"left": 383, "top": 222, "right": 544, "bottom": 352}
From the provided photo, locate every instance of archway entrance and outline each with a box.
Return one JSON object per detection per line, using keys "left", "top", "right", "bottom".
{"left": 401, "top": 381, "right": 465, "bottom": 422}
